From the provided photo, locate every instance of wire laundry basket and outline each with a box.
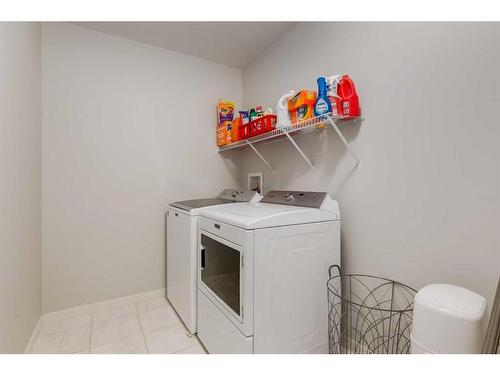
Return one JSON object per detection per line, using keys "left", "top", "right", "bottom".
{"left": 327, "top": 265, "right": 416, "bottom": 354}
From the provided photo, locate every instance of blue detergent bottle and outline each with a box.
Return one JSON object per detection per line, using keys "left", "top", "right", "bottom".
{"left": 314, "top": 76, "right": 332, "bottom": 116}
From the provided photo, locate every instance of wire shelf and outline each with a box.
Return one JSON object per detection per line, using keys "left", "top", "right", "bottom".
{"left": 327, "top": 265, "right": 416, "bottom": 354}
{"left": 218, "top": 113, "right": 362, "bottom": 172}
{"left": 218, "top": 114, "right": 358, "bottom": 151}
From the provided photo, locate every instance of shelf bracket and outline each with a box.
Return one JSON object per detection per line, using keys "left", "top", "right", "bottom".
{"left": 283, "top": 131, "right": 315, "bottom": 171}
{"left": 245, "top": 140, "right": 276, "bottom": 174}
{"left": 327, "top": 117, "right": 361, "bottom": 166}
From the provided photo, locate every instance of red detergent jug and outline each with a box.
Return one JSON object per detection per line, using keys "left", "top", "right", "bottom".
{"left": 338, "top": 75, "right": 360, "bottom": 118}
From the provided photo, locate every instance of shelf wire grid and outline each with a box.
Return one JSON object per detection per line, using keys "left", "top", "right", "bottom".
{"left": 218, "top": 113, "right": 358, "bottom": 152}
{"left": 327, "top": 267, "right": 416, "bottom": 354}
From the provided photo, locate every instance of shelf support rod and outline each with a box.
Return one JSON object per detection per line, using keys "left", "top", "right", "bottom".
{"left": 283, "top": 131, "right": 315, "bottom": 171}
{"left": 245, "top": 140, "right": 276, "bottom": 174}
{"left": 327, "top": 117, "right": 361, "bottom": 166}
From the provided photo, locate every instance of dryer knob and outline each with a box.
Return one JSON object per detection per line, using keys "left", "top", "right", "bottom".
{"left": 284, "top": 193, "right": 295, "bottom": 201}
{"left": 231, "top": 191, "right": 238, "bottom": 198}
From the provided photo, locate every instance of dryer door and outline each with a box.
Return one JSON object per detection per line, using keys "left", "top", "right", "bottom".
{"left": 198, "top": 217, "right": 254, "bottom": 339}
{"left": 199, "top": 231, "right": 243, "bottom": 321}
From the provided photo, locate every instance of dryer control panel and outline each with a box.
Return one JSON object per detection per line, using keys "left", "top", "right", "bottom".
{"left": 261, "top": 190, "right": 328, "bottom": 208}
{"left": 218, "top": 189, "right": 261, "bottom": 202}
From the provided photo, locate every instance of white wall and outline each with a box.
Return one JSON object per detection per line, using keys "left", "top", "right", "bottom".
{"left": 0, "top": 22, "right": 41, "bottom": 353}
{"left": 239, "top": 23, "right": 500, "bottom": 308}
{"left": 42, "top": 23, "right": 242, "bottom": 313}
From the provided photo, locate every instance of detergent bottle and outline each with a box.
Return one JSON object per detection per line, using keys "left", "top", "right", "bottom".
{"left": 249, "top": 108, "right": 257, "bottom": 122}
{"left": 338, "top": 75, "right": 360, "bottom": 118}
{"left": 327, "top": 74, "right": 342, "bottom": 116}
{"left": 276, "top": 90, "right": 295, "bottom": 130}
{"left": 314, "top": 77, "right": 332, "bottom": 117}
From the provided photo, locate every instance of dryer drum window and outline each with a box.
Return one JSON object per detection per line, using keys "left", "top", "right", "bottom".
{"left": 200, "top": 234, "right": 241, "bottom": 316}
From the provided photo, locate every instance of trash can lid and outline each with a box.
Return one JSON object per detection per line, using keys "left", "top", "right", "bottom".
{"left": 411, "top": 284, "right": 487, "bottom": 353}
{"left": 415, "top": 284, "right": 486, "bottom": 318}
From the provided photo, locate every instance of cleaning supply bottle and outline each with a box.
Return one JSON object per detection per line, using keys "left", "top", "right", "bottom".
{"left": 338, "top": 75, "right": 360, "bottom": 118}
{"left": 327, "top": 74, "right": 342, "bottom": 116}
{"left": 232, "top": 113, "right": 242, "bottom": 142}
{"left": 249, "top": 108, "right": 257, "bottom": 122}
{"left": 276, "top": 90, "right": 295, "bottom": 130}
{"left": 239, "top": 111, "right": 249, "bottom": 125}
{"left": 314, "top": 77, "right": 332, "bottom": 117}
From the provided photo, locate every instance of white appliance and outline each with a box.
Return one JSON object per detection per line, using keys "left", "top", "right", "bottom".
{"left": 197, "top": 190, "right": 340, "bottom": 353}
{"left": 167, "top": 189, "right": 261, "bottom": 334}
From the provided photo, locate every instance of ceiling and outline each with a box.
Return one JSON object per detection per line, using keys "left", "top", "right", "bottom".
{"left": 72, "top": 22, "right": 295, "bottom": 68}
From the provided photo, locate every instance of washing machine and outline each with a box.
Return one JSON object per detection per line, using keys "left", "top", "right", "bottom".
{"left": 166, "top": 189, "right": 261, "bottom": 334}
{"left": 196, "top": 190, "right": 341, "bottom": 353}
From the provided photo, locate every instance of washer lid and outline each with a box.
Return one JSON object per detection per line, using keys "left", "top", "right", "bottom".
{"left": 200, "top": 201, "right": 339, "bottom": 229}
{"left": 170, "top": 198, "right": 230, "bottom": 211}
{"left": 170, "top": 189, "right": 262, "bottom": 212}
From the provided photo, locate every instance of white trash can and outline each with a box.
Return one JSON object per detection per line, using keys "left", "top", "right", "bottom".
{"left": 410, "top": 284, "right": 487, "bottom": 353}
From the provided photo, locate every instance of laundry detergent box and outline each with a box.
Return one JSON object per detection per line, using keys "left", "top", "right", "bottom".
{"left": 217, "top": 100, "right": 235, "bottom": 125}
{"left": 217, "top": 121, "right": 233, "bottom": 146}
{"left": 287, "top": 90, "right": 317, "bottom": 124}
{"left": 216, "top": 100, "right": 235, "bottom": 146}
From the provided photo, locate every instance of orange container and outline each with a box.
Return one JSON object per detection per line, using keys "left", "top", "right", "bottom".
{"left": 232, "top": 116, "right": 242, "bottom": 142}
{"left": 217, "top": 121, "right": 232, "bottom": 147}
{"left": 287, "top": 90, "right": 317, "bottom": 124}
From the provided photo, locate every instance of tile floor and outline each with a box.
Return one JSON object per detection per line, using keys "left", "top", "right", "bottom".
{"left": 30, "top": 296, "right": 207, "bottom": 354}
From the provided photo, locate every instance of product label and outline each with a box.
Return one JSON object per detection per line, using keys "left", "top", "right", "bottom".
{"left": 218, "top": 108, "right": 234, "bottom": 124}
{"left": 297, "top": 106, "right": 308, "bottom": 120}
{"left": 316, "top": 99, "right": 329, "bottom": 114}
{"left": 343, "top": 101, "right": 350, "bottom": 115}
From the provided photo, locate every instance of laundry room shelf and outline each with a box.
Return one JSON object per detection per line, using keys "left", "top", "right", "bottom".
{"left": 218, "top": 113, "right": 362, "bottom": 173}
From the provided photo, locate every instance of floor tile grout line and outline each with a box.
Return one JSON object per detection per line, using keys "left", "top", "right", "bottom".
{"left": 55, "top": 331, "right": 63, "bottom": 354}
{"left": 90, "top": 333, "right": 147, "bottom": 352}
{"left": 137, "top": 300, "right": 171, "bottom": 313}
{"left": 139, "top": 320, "right": 183, "bottom": 335}
{"left": 135, "top": 302, "right": 151, "bottom": 354}
{"left": 171, "top": 341, "right": 202, "bottom": 354}
{"left": 89, "top": 307, "right": 143, "bottom": 351}
{"left": 35, "top": 297, "right": 179, "bottom": 354}
{"left": 33, "top": 318, "right": 94, "bottom": 354}
{"left": 29, "top": 323, "right": 42, "bottom": 354}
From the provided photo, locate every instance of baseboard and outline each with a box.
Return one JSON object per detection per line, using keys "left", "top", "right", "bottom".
{"left": 41, "top": 288, "right": 166, "bottom": 325}
{"left": 24, "top": 317, "right": 42, "bottom": 354}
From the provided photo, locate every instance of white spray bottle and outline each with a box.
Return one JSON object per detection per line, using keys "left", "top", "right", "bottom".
{"left": 327, "top": 75, "right": 342, "bottom": 116}
{"left": 276, "top": 90, "right": 295, "bottom": 130}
